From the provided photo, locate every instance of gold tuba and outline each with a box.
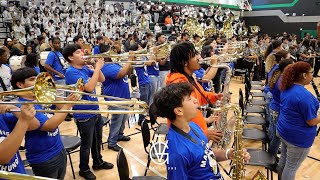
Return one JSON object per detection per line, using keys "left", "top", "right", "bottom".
{"left": 250, "top": 25, "right": 260, "bottom": 34}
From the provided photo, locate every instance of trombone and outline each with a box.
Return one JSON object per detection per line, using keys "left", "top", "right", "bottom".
{"left": 0, "top": 73, "right": 148, "bottom": 114}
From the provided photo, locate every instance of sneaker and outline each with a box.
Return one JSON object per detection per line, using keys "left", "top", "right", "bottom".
{"left": 79, "top": 170, "right": 96, "bottom": 180}
{"left": 108, "top": 144, "right": 121, "bottom": 152}
{"left": 92, "top": 161, "right": 114, "bottom": 170}
{"left": 118, "top": 136, "right": 131, "bottom": 141}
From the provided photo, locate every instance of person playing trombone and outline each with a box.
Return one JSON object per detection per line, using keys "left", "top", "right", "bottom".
{"left": 0, "top": 104, "right": 36, "bottom": 174}
{"left": 63, "top": 44, "right": 113, "bottom": 180}
{"left": 6, "top": 67, "right": 79, "bottom": 179}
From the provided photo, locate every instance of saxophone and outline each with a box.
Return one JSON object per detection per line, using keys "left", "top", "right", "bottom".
{"left": 199, "top": 104, "right": 245, "bottom": 179}
{"left": 230, "top": 105, "right": 245, "bottom": 180}
{"left": 211, "top": 63, "right": 233, "bottom": 149}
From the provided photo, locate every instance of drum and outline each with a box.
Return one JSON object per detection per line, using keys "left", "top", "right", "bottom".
{"left": 9, "top": 55, "right": 24, "bottom": 71}
{"left": 40, "top": 51, "right": 50, "bottom": 66}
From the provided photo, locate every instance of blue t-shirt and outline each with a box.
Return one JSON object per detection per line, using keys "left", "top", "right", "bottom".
{"left": 45, "top": 51, "right": 66, "bottom": 81}
{"left": 264, "top": 64, "right": 279, "bottom": 93}
{"left": 93, "top": 45, "right": 100, "bottom": 55}
{"left": 269, "top": 76, "right": 281, "bottom": 112}
{"left": 34, "top": 66, "right": 40, "bottom": 74}
{"left": 277, "top": 84, "right": 319, "bottom": 148}
{"left": 65, "top": 65, "right": 99, "bottom": 119}
{"left": 194, "top": 68, "right": 210, "bottom": 92}
{"left": 5, "top": 97, "right": 64, "bottom": 164}
{"left": 147, "top": 64, "right": 159, "bottom": 76}
{"left": 135, "top": 66, "right": 150, "bottom": 85}
{"left": 166, "top": 122, "right": 223, "bottom": 180}
{"left": 0, "top": 115, "right": 26, "bottom": 174}
{"left": 101, "top": 64, "right": 130, "bottom": 99}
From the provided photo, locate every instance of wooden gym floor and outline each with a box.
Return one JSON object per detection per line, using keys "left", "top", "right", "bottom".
{"left": 20, "top": 76, "right": 320, "bottom": 180}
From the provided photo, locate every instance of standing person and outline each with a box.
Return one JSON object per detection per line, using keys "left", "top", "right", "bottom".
{"left": 0, "top": 48, "right": 12, "bottom": 92}
{"left": 166, "top": 42, "right": 223, "bottom": 142}
{"left": 9, "top": 67, "right": 78, "bottom": 180}
{"left": 155, "top": 33, "right": 170, "bottom": 88}
{"left": 25, "top": 53, "right": 40, "bottom": 74}
{"left": 267, "top": 59, "right": 294, "bottom": 157}
{"left": 243, "top": 39, "right": 259, "bottom": 77}
{"left": 277, "top": 61, "right": 320, "bottom": 180}
{"left": 129, "top": 43, "right": 153, "bottom": 125}
{"left": 100, "top": 54, "right": 133, "bottom": 152}
{"left": 0, "top": 104, "right": 36, "bottom": 174}
{"left": 265, "top": 40, "right": 283, "bottom": 73}
{"left": 63, "top": 44, "right": 113, "bottom": 180}
{"left": 93, "top": 36, "right": 104, "bottom": 55}
{"left": 44, "top": 37, "right": 67, "bottom": 84}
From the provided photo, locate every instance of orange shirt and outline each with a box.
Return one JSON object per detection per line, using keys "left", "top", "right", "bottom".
{"left": 164, "top": 17, "right": 173, "bottom": 26}
{"left": 165, "top": 72, "right": 218, "bottom": 135}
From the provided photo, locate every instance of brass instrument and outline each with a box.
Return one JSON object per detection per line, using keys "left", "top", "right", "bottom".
{"left": 182, "top": 17, "right": 204, "bottom": 37}
{"left": 0, "top": 171, "right": 54, "bottom": 180}
{"left": 252, "top": 170, "right": 267, "bottom": 180}
{"left": 250, "top": 25, "right": 260, "bottom": 34}
{"left": 0, "top": 73, "right": 148, "bottom": 114}
{"left": 219, "top": 17, "right": 234, "bottom": 39}
{"left": 151, "top": 41, "right": 173, "bottom": 59}
{"left": 194, "top": 38, "right": 206, "bottom": 52}
{"left": 198, "top": 104, "right": 245, "bottom": 179}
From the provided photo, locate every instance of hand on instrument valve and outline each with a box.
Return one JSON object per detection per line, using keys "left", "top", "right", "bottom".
{"left": 207, "top": 129, "right": 223, "bottom": 143}
{"left": 227, "top": 148, "right": 251, "bottom": 163}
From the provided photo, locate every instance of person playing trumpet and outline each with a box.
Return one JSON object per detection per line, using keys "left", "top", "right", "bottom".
{"left": 63, "top": 44, "right": 113, "bottom": 180}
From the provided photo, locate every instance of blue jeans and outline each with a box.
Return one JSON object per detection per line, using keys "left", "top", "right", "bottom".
{"left": 139, "top": 83, "right": 151, "bottom": 122}
{"left": 108, "top": 106, "right": 128, "bottom": 147}
{"left": 264, "top": 91, "right": 273, "bottom": 139}
{"left": 76, "top": 115, "right": 104, "bottom": 172}
{"left": 268, "top": 109, "right": 280, "bottom": 156}
{"left": 149, "top": 75, "right": 160, "bottom": 104}
{"left": 30, "top": 149, "right": 67, "bottom": 180}
{"left": 159, "top": 70, "right": 169, "bottom": 88}
{"left": 277, "top": 135, "right": 311, "bottom": 180}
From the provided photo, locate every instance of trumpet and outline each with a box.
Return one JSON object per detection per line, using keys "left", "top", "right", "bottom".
{"left": 0, "top": 73, "right": 148, "bottom": 114}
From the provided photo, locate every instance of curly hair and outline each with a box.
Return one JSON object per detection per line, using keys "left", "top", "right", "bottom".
{"left": 269, "top": 59, "right": 294, "bottom": 90}
{"left": 170, "top": 42, "right": 198, "bottom": 74}
{"left": 280, "top": 61, "right": 311, "bottom": 91}
{"left": 153, "top": 83, "right": 193, "bottom": 122}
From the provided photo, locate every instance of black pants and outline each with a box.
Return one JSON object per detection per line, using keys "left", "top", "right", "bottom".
{"left": 243, "top": 60, "right": 255, "bottom": 77}
{"left": 314, "top": 57, "right": 320, "bottom": 77}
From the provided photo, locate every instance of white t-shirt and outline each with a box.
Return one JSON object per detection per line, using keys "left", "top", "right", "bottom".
{"left": 0, "top": 65, "right": 12, "bottom": 92}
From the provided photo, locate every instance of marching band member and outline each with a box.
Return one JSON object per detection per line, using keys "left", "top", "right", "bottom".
{"left": 0, "top": 104, "right": 36, "bottom": 174}
{"left": 8, "top": 67, "right": 78, "bottom": 179}
{"left": 153, "top": 83, "right": 250, "bottom": 180}
{"left": 277, "top": 62, "right": 320, "bottom": 180}
{"left": 44, "top": 37, "right": 67, "bottom": 84}
{"left": 63, "top": 44, "right": 113, "bottom": 180}
{"left": 100, "top": 50, "right": 133, "bottom": 152}
{"left": 166, "top": 42, "right": 223, "bottom": 142}
{"left": 155, "top": 33, "right": 170, "bottom": 88}
{"left": 267, "top": 58, "right": 293, "bottom": 157}
{"left": 129, "top": 43, "right": 153, "bottom": 125}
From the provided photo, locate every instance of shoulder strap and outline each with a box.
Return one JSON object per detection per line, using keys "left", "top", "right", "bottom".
{"left": 52, "top": 51, "right": 67, "bottom": 70}
{"left": 0, "top": 75, "right": 7, "bottom": 91}
{"left": 183, "top": 73, "right": 213, "bottom": 106}
{"left": 171, "top": 124, "right": 200, "bottom": 144}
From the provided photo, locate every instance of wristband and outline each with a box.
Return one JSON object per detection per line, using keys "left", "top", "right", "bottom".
{"left": 226, "top": 149, "right": 231, "bottom": 160}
